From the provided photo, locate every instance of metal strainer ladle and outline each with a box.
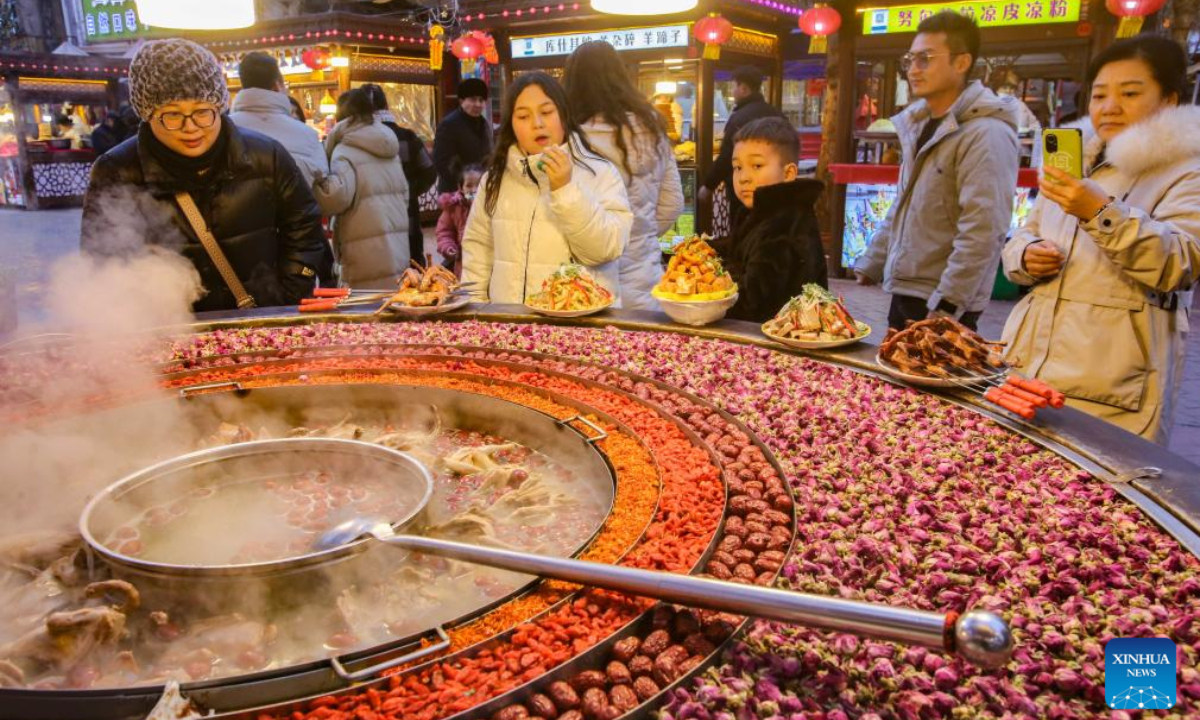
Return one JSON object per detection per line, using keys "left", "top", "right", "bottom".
{"left": 317, "top": 527, "right": 1012, "bottom": 670}
{"left": 81, "top": 438, "right": 1012, "bottom": 669}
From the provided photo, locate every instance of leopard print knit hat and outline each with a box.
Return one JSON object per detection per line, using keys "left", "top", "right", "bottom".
{"left": 129, "top": 39, "right": 229, "bottom": 121}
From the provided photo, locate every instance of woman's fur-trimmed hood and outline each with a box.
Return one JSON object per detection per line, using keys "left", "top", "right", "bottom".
{"left": 1084, "top": 105, "right": 1200, "bottom": 176}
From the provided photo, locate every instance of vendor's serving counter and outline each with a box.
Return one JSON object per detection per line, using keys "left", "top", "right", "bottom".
{"left": 2, "top": 305, "right": 1196, "bottom": 720}
{"left": 198, "top": 304, "right": 1200, "bottom": 548}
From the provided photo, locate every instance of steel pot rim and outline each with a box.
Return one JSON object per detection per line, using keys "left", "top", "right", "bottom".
{"left": 78, "top": 437, "right": 434, "bottom": 579}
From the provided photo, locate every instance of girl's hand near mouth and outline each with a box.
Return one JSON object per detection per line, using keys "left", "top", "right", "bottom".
{"left": 542, "top": 145, "right": 572, "bottom": 191}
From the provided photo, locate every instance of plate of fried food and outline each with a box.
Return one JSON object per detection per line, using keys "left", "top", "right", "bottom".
{"left": 651, "top": 235, "right": 739, "bottom": 326}
{"left": 875, "top": 317, "right": 1008, "bottom": 387}
{"left": 524, "top": 264, "right": 614, "bottom": 317}
{"left": 377, "top": 257, "right": 471, "bottom": 316}
{"left": 762, "top": 284, "right": 871, "bottom": 349}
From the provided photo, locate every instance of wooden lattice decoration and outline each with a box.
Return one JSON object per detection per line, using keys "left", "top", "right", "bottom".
{"left": 724, "top": 29, "right": 778, "bottom": 58}
{"left": 351, "top": 55, "right": 435, "bottom": 77}
{"left": 17, "top": 78, "right": 108, "bottom": 100}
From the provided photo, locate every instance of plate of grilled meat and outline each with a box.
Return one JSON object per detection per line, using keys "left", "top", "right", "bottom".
{"left": 875, "top": 317, "right": 1008, "bottom": 387}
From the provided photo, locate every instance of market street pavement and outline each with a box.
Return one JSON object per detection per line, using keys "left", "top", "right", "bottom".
{"left": 2, "top": 207, "right": 1197, "bottom": 465}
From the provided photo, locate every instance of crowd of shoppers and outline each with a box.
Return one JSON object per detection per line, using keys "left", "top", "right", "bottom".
{"left": 79, "top": 21, "right": 1198, "bottom": 447}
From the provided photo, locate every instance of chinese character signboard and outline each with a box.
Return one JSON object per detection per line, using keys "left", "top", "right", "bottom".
{"left": 79, "top": 0, "right": 151, "bottom": 42}
{"left": 511, "top": 24, "right": 690, "bottom": 59}
{"left": 864, "top": 0, "right": 1080, "bottom": 34}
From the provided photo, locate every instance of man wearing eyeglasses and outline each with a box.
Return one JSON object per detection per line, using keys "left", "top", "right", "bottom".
{"left": 81, "top": 39, "right": 331, "bottom": 313}
{"left": 854, "top": 12, "right": 1019, "bottom": 331}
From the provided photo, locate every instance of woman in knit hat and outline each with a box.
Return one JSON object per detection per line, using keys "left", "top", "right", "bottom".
{"left": 81, "top": 38, "right": 331, "bottom": 313}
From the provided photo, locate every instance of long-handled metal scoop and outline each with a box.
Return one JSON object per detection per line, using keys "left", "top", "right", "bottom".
{"left": 316, "top": 516, "right": 1014, "bottom": 669}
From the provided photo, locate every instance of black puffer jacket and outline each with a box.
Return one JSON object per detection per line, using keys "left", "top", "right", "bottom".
{"left": 81, "top": 121, "right": 331, "bottom": 313}
{"left": 382, "top": 118, "right": 437, "bottom": 261}
{"left": 716, "top": 179, "right": 828, "bottom": 323}
{"left": 432, "top": 108, "right": 492, "bottom": 193}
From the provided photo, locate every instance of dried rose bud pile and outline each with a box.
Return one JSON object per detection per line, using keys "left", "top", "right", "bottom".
{"left": 164, "top": 322, "right": 1200, "bottom": 719}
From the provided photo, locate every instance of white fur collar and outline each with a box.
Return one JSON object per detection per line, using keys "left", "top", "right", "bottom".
{"left": 1090, "top": 105, "right": 1200, "bottom": 176}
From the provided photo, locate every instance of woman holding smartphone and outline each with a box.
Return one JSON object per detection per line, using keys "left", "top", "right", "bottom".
{"left": 1000, "top": 35, "right": 1200, "bottom": 443}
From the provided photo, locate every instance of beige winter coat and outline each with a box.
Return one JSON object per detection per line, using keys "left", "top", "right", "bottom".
{"left": 1001, "top": 106, "right": 1200, "bottom": 443}
{"left": 314, "top": 118, "right": 410, "bottom": 288}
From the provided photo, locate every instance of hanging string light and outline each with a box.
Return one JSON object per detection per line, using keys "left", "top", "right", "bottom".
{"left": 592, "top": 0, "right": 697, "bottom": 13}
{"left": 0, "top": 58, "right": 127, "bottom": 75}
{"left": 205, "top": 31, "right": 426, "bottom": 50}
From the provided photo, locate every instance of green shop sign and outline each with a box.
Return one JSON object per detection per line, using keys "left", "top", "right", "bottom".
{"left": 863, "top": 0, "right": 1081, "bottom": 34}
{"left": 80, "top": 0, "right": 152, "bottom": 41}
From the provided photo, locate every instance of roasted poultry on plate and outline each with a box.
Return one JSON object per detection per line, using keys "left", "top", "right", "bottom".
{"left": 377, "top": 257, "right": 463, "bottom": 312}
{"left": 879, "top": 317, "right": 1007, "bottom": 378}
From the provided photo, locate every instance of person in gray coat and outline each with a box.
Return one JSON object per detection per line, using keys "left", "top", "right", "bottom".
{"left": 229, "top": 52, "right": 328, "bottom": 189}
{"left": 854, "top": 12, "right": 1019, "bottom": 331}
{"left": 313, "top": 89, "right": 410, "bottom": 288}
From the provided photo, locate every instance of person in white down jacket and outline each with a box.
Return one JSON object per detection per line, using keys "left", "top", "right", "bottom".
{"left": 462, "top": 72, "right": 633, "bottom": 306}
{"left": 564, "top": 41, "right": 684, "bottom": 310}
{"left": 1001, "top": 35, "right": 1200, "bottom": 444}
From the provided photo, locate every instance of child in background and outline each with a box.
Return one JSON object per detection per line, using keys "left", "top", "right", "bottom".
{"left": 718, "top": 117, "right": 827, "bottom": 322}
{"left": 436, "top": 163, "right": 483, "bottom": 276}
{"left": 461, "top": 72, "right": 632, "bottom": 305}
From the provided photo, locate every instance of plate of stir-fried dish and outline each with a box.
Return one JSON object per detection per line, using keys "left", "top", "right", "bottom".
{"left": 525, "top": 264, "right": 614, "bottom": 317}
{"left": 761, "top": 284, "right": 871, "bottom": 349}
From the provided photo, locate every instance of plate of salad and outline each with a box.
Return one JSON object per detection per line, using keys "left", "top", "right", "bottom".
{"left": 761, "top": 284, "right": 871, "bottom": 349}
{"left": 524, "top": 264, "right": 615, "bottom": 317}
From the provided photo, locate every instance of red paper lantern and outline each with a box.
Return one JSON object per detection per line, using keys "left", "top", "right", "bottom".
{"left": 798, "top": 4, "right": 841, "bottom": 54}
{"left": 798, "top": 5, "right": 842, "bottom": 38}
{"left": 473, "top": 31, "right": 500, "bottom": 65}
{"left": 1105, "top": 0, "right": 1166, "bottom": 16}
{"left": 693, "top": 13, "right": 733, "bottom": 60}
{"left": 300, "top": 47, "right": 331, "bottom": 71}
{"left": 1105, "top": 0, "right": 1166, "bottom": 36}
{"left": 451, "top": 34, "right": 485, "bottom": 61}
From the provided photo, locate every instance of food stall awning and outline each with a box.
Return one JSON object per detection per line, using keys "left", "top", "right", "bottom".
{"left": 0, "top": 50, "right": 129, "bottom": 80}
{"left": 454, "top": 0, "right": 808, "bottom": 31}
{"left": 177, "top": 11, "right": 427, "bottom": 52}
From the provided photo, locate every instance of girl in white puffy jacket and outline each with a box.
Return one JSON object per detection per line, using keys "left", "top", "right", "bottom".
{"left": 461, "top": 72, "right": 633, "bottom": 306}
{"left": 565, "top": 41, "right": 684, "bottom": 310}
